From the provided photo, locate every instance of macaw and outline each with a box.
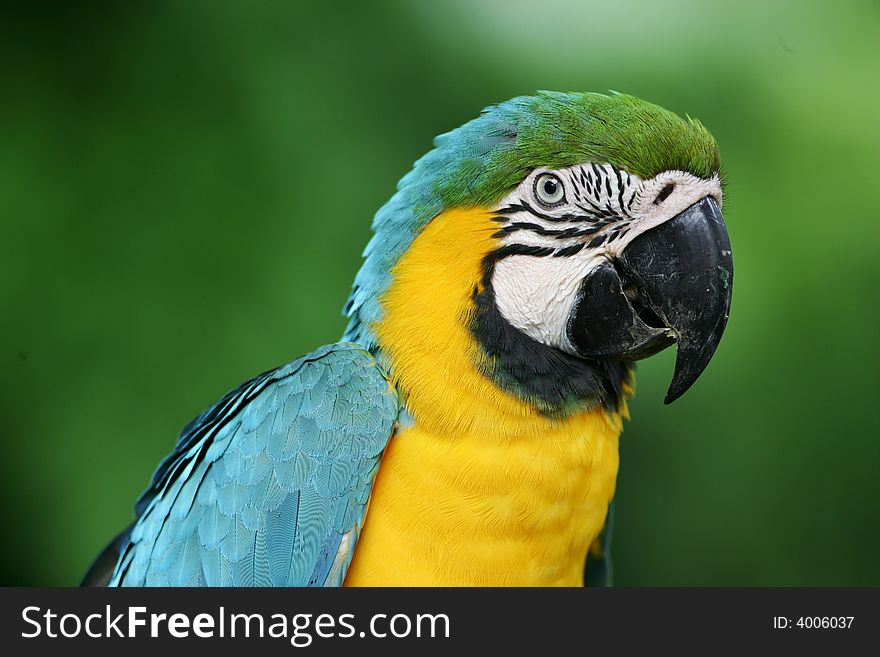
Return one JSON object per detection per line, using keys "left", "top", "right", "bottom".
{"left": 83, "top": 91, "right": 732, "bottom": 587}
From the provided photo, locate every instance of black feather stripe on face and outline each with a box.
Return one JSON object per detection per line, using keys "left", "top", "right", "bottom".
{"left": 492, "top": 163, "right": 638, "bottom": 256}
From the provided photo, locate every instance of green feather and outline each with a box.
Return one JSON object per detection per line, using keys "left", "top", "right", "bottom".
{"left": 438, "top": 91, "right": 720, "bottom": 210}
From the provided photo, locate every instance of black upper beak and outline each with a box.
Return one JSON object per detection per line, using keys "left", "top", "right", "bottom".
{"left": 569, "top": 196, "right": 733, "bottom": 404}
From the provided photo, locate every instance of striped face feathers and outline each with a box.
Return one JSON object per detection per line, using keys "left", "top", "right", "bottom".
{"left": 486, "top": 163, "right": 730, "bottom": 404}
{"left": 490, "top": 163, "right": 722, "bottom": 353}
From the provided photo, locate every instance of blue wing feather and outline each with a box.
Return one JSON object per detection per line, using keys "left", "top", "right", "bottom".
{"left": 108, "top": 342, "right": 399, "bottom": 586}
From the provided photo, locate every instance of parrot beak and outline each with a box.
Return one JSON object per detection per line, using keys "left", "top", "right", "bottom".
{"left": 568, "top": 196, "right": 733, "bottom": 404}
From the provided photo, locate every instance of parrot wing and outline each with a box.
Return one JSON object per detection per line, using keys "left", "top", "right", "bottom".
{"left": 98, "top": 342, "right": 398, "bottom": 586}
{"left": 583, "top": 500, "right": 614, "bottom": 587}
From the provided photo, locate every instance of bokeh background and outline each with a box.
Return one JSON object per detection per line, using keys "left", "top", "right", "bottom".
{"left": 2, "top": 0, "right": 878, "bottom": 586}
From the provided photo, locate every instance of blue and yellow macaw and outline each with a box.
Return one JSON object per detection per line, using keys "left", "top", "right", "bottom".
{"left": 83, "top": 91, "right": 732, "bottom": 587}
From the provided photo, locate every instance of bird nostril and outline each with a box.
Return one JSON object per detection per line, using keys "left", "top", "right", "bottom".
{"left": 654, "top": 183, "right": 675, "bottom": 204}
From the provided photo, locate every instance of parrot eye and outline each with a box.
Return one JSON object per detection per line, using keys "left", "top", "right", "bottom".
{"left": 534, "top": 173, "right": 566, "bottom": 207}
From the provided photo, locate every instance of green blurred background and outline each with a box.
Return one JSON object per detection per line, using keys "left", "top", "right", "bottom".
{"left": 1, "top": 0, "right": 878, "bottom": 586}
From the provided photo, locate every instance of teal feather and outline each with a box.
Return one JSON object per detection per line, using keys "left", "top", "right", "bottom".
{"left": 220, "top": 514, "right": 254, "bottom": 563}
{"left": 267, "top": 491, "right": 299, "bottom": 585}
{"left": 107, "top": 343, "right": 398, "bottom": 587}
{"left": 197, "top": 505, "right": 231, "bottom": 549}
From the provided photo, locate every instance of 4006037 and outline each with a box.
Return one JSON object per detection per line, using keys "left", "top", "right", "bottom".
{"left": 773, "top": 616, "right": 855, "bottom": 629}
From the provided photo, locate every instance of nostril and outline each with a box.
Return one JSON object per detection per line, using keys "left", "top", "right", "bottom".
{"left": 654, "top": 183, "right": 675, "bottom": 204}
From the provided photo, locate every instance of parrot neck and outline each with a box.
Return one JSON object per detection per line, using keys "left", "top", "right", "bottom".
{"left": 373, "top": 206, "right": 630, "bottom": 440}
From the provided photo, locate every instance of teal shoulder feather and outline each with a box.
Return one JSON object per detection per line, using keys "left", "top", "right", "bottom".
{"left": 107, "top": 342, "right": 399, "bottom": 586}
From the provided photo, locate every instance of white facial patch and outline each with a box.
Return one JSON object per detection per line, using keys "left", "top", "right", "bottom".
{"left": 489, "top": 164, "right": 723, "bottom": 354}
{"left": 492, "top": 249, "right": 605, "bottom": 354}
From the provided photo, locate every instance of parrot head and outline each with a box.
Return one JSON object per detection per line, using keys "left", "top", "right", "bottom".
{"left": 346, "top": 91, "right": 732, "bottom": 413}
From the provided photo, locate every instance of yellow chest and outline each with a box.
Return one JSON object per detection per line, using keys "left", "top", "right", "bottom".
{"left": 344, "top": 207, "right": 627, "bottom": 586}
{"left": 344, "top": 413, "right": 620, "bottom": 586}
